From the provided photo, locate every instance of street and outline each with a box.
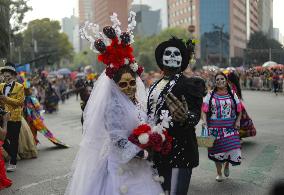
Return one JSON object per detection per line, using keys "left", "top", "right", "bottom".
{"left": 1, "top": 91, "right": 284, "bottom": 195}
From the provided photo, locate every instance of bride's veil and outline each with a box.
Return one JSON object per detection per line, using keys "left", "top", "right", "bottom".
{"left": 65, "top": 71, "right": 147, "bottom": 195}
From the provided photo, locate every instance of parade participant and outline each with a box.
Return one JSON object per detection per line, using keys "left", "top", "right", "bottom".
{"left": 227, "top": 72, "right": 256, "bottom": 139}
{"left": 65, "top": 12, "right": 164, "bottom": 195}
{"left": 272, "top": 72, "right": 280, "bottom": 95}
{"left": 201, "top": 72, "right": 242, "bottom": 182}
{"left": 0, "top": 111, "right": 12, "bottom": 190}
{"left": 147, "top": 37, "right": 205, "bottom": 194}
{"left": 44, "top": 82, "right": 60, "bottom": 113}
{"left": 23, "top": 84, "right": 68, "bottom": 148}
{"left": 0, "top": 62, "right": 25, "bottom": 172}
{"left": 79, "top": 80, "right": 93, "bottom": 125}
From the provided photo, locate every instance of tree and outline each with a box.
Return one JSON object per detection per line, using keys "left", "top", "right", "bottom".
{"left": 73, "top": 49, "right": 105, "bottom": 72}
{"left": 0, "top": 0, "right": 31, "bottom": 58}
{"left": 246, "top": 32, "right": 284, "bottom": 65}
{"left": 133, "top": 27, "right": 190, "bottom": 71}
{"left": 19, "top": 18, "right": 74, "bottom": 67}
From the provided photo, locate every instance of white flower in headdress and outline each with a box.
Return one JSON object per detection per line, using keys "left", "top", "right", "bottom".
{"left": 124, "top": 58, "right": 129, "bottom": 65}
{"left": 130, "top": 62, "right": 138, "bottom": 72}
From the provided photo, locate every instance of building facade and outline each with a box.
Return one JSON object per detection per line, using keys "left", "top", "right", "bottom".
{"left": 62, "top": 15, "right": 80, "bottom": 53}
{"left": 93, "top": 0, "right": 132, "bottom": 30}
{"left": 167, "top": 0, "right": 263, "bottom": 66}
{"left": 79, "top": 0, "right": 94, "bottom": 24}
{"left": 131, "top": 4, "right": 162, "bottom": 37}
{"left": 258, "top": 0, "right": 273, "bottom": 38}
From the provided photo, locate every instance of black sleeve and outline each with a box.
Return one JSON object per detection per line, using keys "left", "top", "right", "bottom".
{"left": 184, "top": 77, "right": 206, "bottom": 127}
{"left": 181, "top": 76, "right": 205, "bottom": 128}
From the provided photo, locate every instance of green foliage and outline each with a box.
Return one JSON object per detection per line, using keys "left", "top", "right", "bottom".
{"left": 0, "top": 0, "right": 31, "bottom": 58}
{"left": 246, "top": 32, "right": 284, "bottom": 64}
{"left": 133, "top": 27, "right": 190, "bottom": 71}
{"left": 20, "top": 18, "right": 74, "bottom": 66}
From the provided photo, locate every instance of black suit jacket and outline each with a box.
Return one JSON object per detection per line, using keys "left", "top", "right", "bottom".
{"left": 147, "top": 74, "right": 205, "bottom": 168}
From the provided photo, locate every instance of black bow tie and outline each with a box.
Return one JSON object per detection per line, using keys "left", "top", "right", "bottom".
{"left": 5, "top": 83, "right": 12, "bottom": 87}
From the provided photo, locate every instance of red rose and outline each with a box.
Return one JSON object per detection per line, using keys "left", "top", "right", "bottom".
{"left": 163, "top": 130, "right": 173, "bottom": 143}
{"left": 149, "top": 133, "right": 163, "bottom": 152}
{"left": 161, "top": 141, "right": 172, "bottom": 156}
{"left": 128, "top": 134, "right": 140, "bottom": 146}
{"left": 133, "top": 124, "right": 151, "bottom": 136}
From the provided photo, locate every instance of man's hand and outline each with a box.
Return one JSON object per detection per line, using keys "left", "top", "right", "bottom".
{"left": 164, "top": 92, "right": 189, "bottom": 123}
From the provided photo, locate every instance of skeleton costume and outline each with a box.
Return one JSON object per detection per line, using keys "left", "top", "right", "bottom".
{"left": 147, "top": 37, "right": 205, "bottom": 194}
{"left": 65, "top": 12, "right": 164, "bottom": 195}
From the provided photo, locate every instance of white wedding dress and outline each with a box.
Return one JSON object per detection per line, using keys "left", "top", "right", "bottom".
{"left": 65, "top": 73, "right": 164, "bottom": 195}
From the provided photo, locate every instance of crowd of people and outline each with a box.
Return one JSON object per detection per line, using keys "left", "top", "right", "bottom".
{"left": 0, "top": 63, "right": 71, "bottom": 190}
{"left": 1, "top": 11, "right": 283, "bottom": 195}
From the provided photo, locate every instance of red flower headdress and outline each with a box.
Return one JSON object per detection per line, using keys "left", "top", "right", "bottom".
{"left": 80, "top": 12, "right": 144, "bottom": 78}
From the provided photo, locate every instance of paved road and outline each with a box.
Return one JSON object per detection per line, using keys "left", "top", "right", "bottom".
{"left": 1, "top": 91, "right": 284, "bottom": 195}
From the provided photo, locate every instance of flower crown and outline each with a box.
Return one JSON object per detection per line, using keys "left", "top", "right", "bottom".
{"left": 80, "top": 12, "right": 143, "bottom": 78}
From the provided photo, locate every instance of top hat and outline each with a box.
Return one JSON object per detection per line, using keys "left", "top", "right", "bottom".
{"left": 155, "top": 37, "right": 195, "bottom": 71}
{"left": 0, "top": 62, "right": 17, "bottom": 75}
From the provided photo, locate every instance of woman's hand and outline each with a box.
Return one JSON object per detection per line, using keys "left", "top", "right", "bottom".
{"left": 201, "top": 121, "right": 207, "bottom": 128}
{"left": 234, "top": 119, "right": 240, "bottom": 130}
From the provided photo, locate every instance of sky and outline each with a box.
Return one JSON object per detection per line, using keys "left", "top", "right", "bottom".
{"left": 24, "top": 0, "right": 284, "bottom": 33}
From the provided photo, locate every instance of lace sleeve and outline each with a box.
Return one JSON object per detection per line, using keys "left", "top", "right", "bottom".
{"left": 104, "top": 94, "right": 141, "bottom": 163}
{"left": 109, "top": 134, "right": 141, "bottom": 162}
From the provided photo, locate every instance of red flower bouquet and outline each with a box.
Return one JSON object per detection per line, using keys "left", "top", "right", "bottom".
{"left": 128, "top": 124, "right": 173, "bottom": 155}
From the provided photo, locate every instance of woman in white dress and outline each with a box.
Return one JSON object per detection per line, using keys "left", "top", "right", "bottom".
{"left": 65, "top": 12, "right": 164, "bottom": 195}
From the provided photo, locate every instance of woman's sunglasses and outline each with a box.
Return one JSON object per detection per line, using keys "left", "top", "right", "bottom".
{"left": 118, "top": 80, "right": 136, "bottom": 88}
{"left": 216, "top": 78, "right": 226, "bottom": 81}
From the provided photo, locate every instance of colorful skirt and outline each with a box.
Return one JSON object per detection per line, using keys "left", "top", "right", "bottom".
{"left": 207, "top": 126, "right": 241, "bottom": 165}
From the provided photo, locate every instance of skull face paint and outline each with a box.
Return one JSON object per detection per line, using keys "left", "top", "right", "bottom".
{"left": 162, "top": 47, "right": 182, "bottom": 68}
{"left": 117, "top": 72, "right": 136, "bottom": 101}
{"left": 215, "top": 75, "right": 227, "bottom": 89}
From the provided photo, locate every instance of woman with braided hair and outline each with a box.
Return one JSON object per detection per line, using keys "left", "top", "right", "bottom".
{"left": 201, "top": 72, "right": 242, "bottom": 182}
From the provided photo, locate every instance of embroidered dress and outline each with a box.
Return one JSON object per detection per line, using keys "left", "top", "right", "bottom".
{"left": 202, "top": 91, "right": 242, "bottom": 165}
{"left": 0, "top": 140, "right": 12, "bottom": 190}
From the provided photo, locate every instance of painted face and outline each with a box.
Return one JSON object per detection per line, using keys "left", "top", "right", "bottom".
{"left": 215, "top": 75, "right": 227, "bottom": 89}
{"left": 117, "top": 73, "right": 136, "bottom": 100}
{"left": 162, "top": 47, "right": 182, "bottom": 68}
{"left": 3, "top": 71, "right": 14, "bottom": 83}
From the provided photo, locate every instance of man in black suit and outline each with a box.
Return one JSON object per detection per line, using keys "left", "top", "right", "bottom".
{"left": 147, "top": 37, "right": 205, "bottom": 195}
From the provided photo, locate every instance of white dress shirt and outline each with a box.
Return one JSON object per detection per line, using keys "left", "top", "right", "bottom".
{"left": 4, "top": 82, "right": 14, "bottom": 96}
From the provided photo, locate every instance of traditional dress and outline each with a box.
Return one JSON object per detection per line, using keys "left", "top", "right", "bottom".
{"left": 18, "top": 117, "right": 38, "bottom": 159}
{"left": 23, "top": 95, "right": 68, "bottom": 148}
{"left": 44, "top": 85, "right": 59, "bottom": 113}
{"left": 0, "top": 140, "right": 12, "bottom": 190}
{"left": 202, "top": 91, "right": 242, "bottom": 165}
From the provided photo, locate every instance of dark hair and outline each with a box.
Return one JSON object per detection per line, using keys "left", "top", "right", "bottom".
{"left": 112, "top": 65, "right": 137, "bottom": 83}
{"left": 207, "top": 72, "right": 238, "bottom": 118}
{"left": 228, "top": 72, "right": 242, "bottom": 99}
